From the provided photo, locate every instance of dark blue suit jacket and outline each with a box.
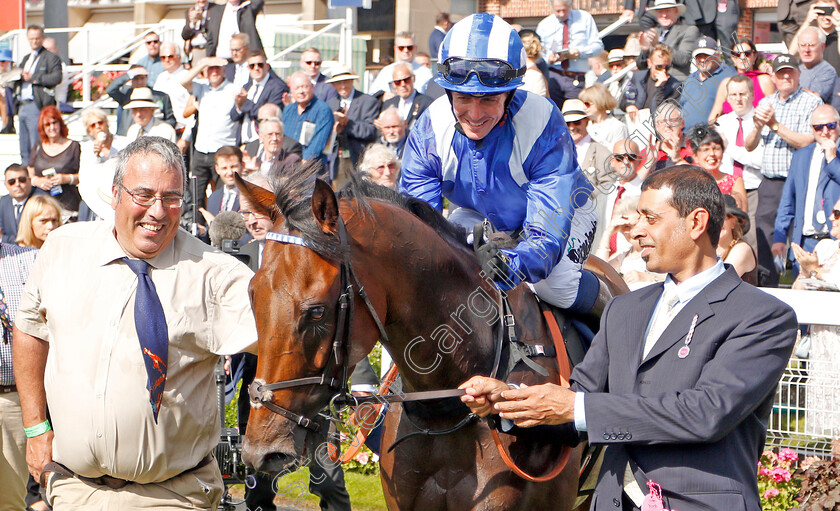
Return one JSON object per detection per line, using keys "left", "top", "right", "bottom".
{"left": 0, "top": 189, "right": 45, "bottom": 243}
{"left": 773, "top": 141, "right": 840, "bottom": 256}
{"left": 382, "top": 92, "right": 434, "bottom": 131}
{"left": 619, "top": 70, "right": 681, "bottom": 112}
{"left": 230, "top": 73, "right": 289, "bottom": 146}
{"left": 573, "top": 267, "right": 797, "bottom": 511}
{"left": 327, "top": 90, "right": 380, "bottom": 168}
{"left": 206, "top": 187, "right": 240, "bottom": 215}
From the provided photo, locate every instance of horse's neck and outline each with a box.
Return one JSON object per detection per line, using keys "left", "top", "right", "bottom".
{"left": 380, "top": 244, "right": 502, "bottom": 392}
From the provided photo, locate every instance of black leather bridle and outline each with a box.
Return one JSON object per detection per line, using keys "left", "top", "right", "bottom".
{"left": 248, "top": 217, "right": 391, "bottom": 432}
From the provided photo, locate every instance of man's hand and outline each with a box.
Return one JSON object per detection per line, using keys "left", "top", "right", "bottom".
{"left": 753, "top": 104, "right": 774, "bottom": 129}
{"left": 176, "top": 138, "right": 189, "bottom": 154}
{"left": 625, "top": 105, "right": 639, "bottom": 124}
{"left": 234, "top": 88, "right": 247, "bottom": 108}
{"left": 620, "top": 9, "right": 635, "bottom": 21}
{"left": 21, "top": 71, "right": 32, "bottom": 82}
{"left": 651, "top": 67, "right": 669, "bottom": 87}
{"left": 333, "top": 110, "right": 348, "bottom": 134}
{"left": 805, "top": 4, "right": 823, "bottom": 25}
{"left": 568, "top": 48, "right": 581, "bottom": 61}
{"left": 772, "top": 241, "right": 788, "bottom": 258}
{"left": 640, "top": 28, "right": 657, "bottom": 52}
{"left": 459, "top": 376, "right": 511, "bottom": 417}
{"left": 26, "top": 430, "right": 54, "bottom": 484}
{"left": 199, "top": 207, "right": 215, "bottom": 225}
{"left": 819, "top": 135, "right": 838, "bottom": 160}
{"left": 792, "top": 242, "right": 820, "bottom": 276}
{"left": 494, "top": 383, "right": 575, "bottom": 428}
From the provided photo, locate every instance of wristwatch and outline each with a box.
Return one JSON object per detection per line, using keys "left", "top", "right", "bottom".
{"left": 770, "top": 122, "right": 780, "bottom": 132}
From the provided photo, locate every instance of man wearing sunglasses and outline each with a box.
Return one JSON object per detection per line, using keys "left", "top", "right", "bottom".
{"left": 620, "top": 44, "right": 680, "bottom": 123}
{"left": 368, "top": 32, "right": 434, "bottom": 98}
{"left": 135, "top": 32, "right": 164, "bottom": 87}
{"left": 0, "top": 164, "right": 45, "bottom": 244}
{"left": 380, "top": 63, "right": 433, "bottom": 132}
{"left": 401, "top": 13, "right": 606, "bottom": 320}
{"left": 299, "top": 47, "right": 338, "bottom": 104}
{"left": 231, "top": 50, "right": 288, "bottom": 146}
{"left": 772, "top": 104, "right": 840, "bottom": 276}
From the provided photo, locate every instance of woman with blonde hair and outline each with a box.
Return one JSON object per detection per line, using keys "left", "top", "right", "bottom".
{"left": 579, "top": 83, "right": 628, "bottom": 148}
{"left": 16, "top": 195, "right": 62, "bottom": 249}
{"left": 518, "top": 31, "right": 548, "bottom": 97}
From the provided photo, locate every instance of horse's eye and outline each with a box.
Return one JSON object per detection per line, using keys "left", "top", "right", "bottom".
{"left": 308, "top": 306, "right": 325, "bottom": 322}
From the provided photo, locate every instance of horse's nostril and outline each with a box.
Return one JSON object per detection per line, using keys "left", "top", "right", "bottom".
{"left": 258, "top": 452, "right": 302, "bottom": 475}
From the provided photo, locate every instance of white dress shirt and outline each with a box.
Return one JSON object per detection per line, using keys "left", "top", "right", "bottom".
{"left": 215, "top": 2, "right": 241, "bottom": 59}
{"left": 535, "top": 10, "right": 604, "bottom": 74}
{"left": 154, "top": 67, "right": 192, "bottom": 131}
{"left": 717, "top": 110, "right": 764, "bottom": 191}
{"left": 193, "top": 80, "right": 238, "bottom": 153}
{"left": 803, "top": 145, "right": 830, "bottom": 235}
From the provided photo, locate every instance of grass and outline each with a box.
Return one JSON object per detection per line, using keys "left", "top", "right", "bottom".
{"left": 227, "top": 471, "right": 387, "bottom": 511}
{"left": 224, "top": 377, "right": 388, "bottom": 511}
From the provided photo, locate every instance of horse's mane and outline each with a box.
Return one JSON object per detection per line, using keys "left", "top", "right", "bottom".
{"left": 268, "top": 160, "right": 468, "bottom": 261}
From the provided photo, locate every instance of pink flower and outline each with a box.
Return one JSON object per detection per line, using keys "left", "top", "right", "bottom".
{"left": 354, "top": 451, "right": 370, "bottom": 465}
{"left": 758, "top": 467, "right": 770, "bottom": 476}
{"left": 778, "top": 448, "right": 798, "bottom": 463}
{"left": 770, "top": 467, "right": 791, "bottom": 482}
{"left": 763, "top": 488, "right": 780, "bottom": 499}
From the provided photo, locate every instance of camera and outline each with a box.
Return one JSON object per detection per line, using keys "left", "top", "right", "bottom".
{"left": 817, "top": 6, "right": 835, "bottom": 15}
{"left": 222, "top": 239, "right": 240, "bottom": 253}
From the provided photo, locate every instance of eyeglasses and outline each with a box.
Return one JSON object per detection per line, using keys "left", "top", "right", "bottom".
{"left": 304, "top": 60, "right": 322, "bottom": 66}
{"left": 118, "top": 184, "right": 184, "bottom": 208}
{"left": 736, "top": 49, "right": 754, "bottom": 57}
{"left": 614, "top": 153, "right": 642, "bottom": 162}
{"left": 230, "top": 47, "right": 246, "bottom": 52}
{"left": 392, "top": 77, "right": 412, "bottom": 85}
{"left": 437, "top": 58, "right": 526, "bottom": 87}
{"left": 88, "top": 120, "right": 105, "bottom": 129}
{"left": 833, "top": 209, "right": 840, "bottom": 220}
{"left": 240, "top": 210, "right": 267, "bottom": 220}
{"left": 146, "top": 39, "right": 160, "bottom": 45}
{"left": 160, "top": 55, "right": 176, "bottom": 61}
{"left": 249, "top": 62, "right": 266, "bottom": 69}
{"left": 397, "top": 45, "right": 415, "bottom": 51}
{"left": 653, "top": 64, "right": 672, "bottom": 71}
{"left": 6, "top": 176, "right": 28, "bottom": 185}
{"left": 813, "top": 122, "right": 838, "bottom": 131}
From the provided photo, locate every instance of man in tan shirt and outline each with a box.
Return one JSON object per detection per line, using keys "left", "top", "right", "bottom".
{"left": 13, "top": 136, "right": 258, "bottom": 510}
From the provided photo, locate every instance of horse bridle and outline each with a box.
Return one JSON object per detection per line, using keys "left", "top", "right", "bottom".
{"left": 248, "top": 217, "right": 392, "bottom": 432}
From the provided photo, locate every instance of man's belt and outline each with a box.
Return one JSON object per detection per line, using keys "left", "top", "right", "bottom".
{"left": 42, "top": 454, "right": 214, "bottom": 489}
{"left": 804, "top": 232, "right": 831, "bottom": 240}
{"left": 0, "top": 385, "right": 16, "bottom": 393}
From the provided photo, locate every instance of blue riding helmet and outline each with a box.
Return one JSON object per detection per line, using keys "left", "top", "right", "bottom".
{"left": 435, "top": 13, "right": 527, "bottom": 95}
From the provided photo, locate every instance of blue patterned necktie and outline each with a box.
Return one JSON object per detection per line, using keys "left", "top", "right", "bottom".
{"left": 123, "top": 258, "right": 169, "bottom": 423}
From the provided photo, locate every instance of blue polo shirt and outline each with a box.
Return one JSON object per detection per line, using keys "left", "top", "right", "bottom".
{"left": 282, "top": 96, "right": 333, "bottom": 166}
{"left": 680, "top": 63, "right": 737, "bottom": 134}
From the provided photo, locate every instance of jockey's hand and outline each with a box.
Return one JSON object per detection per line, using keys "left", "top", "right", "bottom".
{"left": 475, "top": 243, "right": 520, "bottom": 288}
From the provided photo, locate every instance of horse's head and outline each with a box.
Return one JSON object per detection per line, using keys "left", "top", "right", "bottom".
{"left": 237, "top": 169, "right": 382, "bottom": 475}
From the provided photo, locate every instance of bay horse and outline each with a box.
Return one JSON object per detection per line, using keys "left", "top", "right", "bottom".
{"left": 239, "top": 164, "right": 622, "bottom": 510}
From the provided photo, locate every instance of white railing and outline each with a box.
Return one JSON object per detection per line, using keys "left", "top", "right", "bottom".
{"left": 1, "top": 24, "right": 172, "bottom": 104}
{"left": 266, "top": 15, "right": 354, "bottom": 68}
{"left": 760, "top": 287, "right": 840, "bottom": 457}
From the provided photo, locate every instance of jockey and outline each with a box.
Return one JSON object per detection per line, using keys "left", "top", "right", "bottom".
{"left": 399, "top": 13, "right": 606, "bottom": 316}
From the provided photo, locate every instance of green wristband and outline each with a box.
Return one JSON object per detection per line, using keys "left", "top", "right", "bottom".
{"left": 24, "top": 420, "right": 51, "bottom": 438}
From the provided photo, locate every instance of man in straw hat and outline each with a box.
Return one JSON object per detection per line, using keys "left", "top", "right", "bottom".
{"left": 125, "top": 88, "right": 177, "bottom": 143}
{"left": 636, "top": 0, "right": 700, "bottom": 82}
{"left": 326, "top": 66, "right": 380, "bottom": 188}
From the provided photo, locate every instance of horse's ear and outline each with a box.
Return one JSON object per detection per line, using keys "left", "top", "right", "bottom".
{"left": 311, "top": 178, "right": 339, "bottom": 234}
{"left": 235, "top": 172, "right": 278, "bottom": 219}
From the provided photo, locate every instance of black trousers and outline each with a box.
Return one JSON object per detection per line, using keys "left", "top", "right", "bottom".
{"left": 190, "top": 148, "right": 217, "bottom": 210}
{"left": 755, "top": 177, "right": 786, "bottom": 287}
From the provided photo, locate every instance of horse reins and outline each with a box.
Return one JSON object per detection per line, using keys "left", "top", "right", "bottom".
{"left": 252, "top": 215, "right": 575, "bottom": 482}
{"left": 249, "top": 218, "right": 465, "bottom": 436}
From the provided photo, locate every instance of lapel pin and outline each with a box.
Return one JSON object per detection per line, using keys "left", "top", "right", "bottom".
{"left": 678, "top": 314, "right": 699, "bottom": 359}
